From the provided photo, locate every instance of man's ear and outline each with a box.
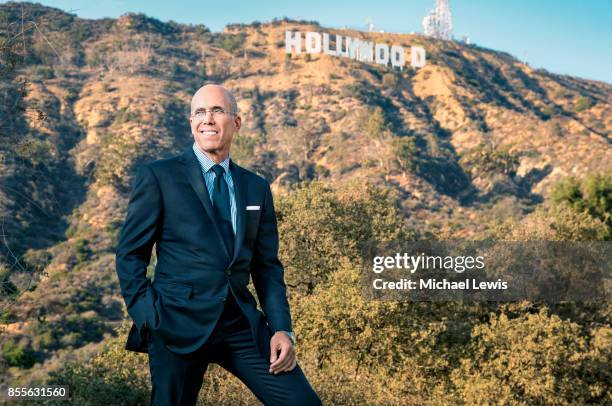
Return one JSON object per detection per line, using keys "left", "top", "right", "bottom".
{"left": 234, "top": 115, "right": 242, "bottom": 131}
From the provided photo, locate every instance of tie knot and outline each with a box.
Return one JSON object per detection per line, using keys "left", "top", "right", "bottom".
{"left": 211, "top": 164, "right": 225, "bottom": 178}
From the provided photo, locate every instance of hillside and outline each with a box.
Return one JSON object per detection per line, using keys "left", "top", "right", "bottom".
{"left": 0, "top": 1, "right": 610, "bottom": 391}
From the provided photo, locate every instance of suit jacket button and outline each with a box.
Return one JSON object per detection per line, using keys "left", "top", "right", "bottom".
{"left": 225, "top": 270, "right": 231, "bottom": 276}
{"left": 220, "top": 297, "right": 226, "bottom": 302}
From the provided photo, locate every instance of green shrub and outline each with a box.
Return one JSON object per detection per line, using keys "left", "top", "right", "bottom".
{"left": 60, "top": 332, "right": 83, "bottom": 348}
{"left": 69, "top": 24, "right": 88, "bottom": 43}
{"left": 230, "top": 133, "right": 258, "bottom": 169}
{"left": 574, "top": 96, "right": 593, "bottom": 112}
{"left": 2, "top": 339, "right": 36, "bottom": 368}
{"left": 95, "top": 132, "right": 140, "bottom": 189}
{"left": 292, "top": 260, "right": 484, "bottom": 404}
{"left": 0, "top": 269, "right": 18, "bottom": 297}
{"left": 22, "top": 249, "right": 53, "bottom": 274}
{"left": 48, "top": 326, "right": 150, "bottom": 405}
{"left": 277, "top": 181, "right": 407, "bottom": 294}
{"left": 65, "top": 85, "right": 80, "bottom": 103}
{"left": 0, "top": 309, "right": 16, "bottom": 323}
{"left": 63, "top": 314, "right": 105, "bottom": 341}
{"left": 72, "top": 238, "right": 92, "bottom": 263}
{"left": 452, "top": 309, "right": 610, "bottom": 405}
{"left": 48, "top": 323, "right": 260, "bottom": 405}
{"left": 460, "top": 143, "right": 520, "bottom": 176}
{"left": 219, "top": 33, "right": 244, "bottom": 53}
{"left": 31, "top": 331, "right": 55, "bottom": 351}
{"left": 495, "top": 202, "right": 608, "bottom": 241}
{"left": 34, "top": 65, "right": 55, "bottom": 79}
{"left": 552, "top": 173, "right": 612, "bottom": 239}
{"left": 393, "top": 136, "right": 417, "bottom": 173}
{"left": 113, "top": 107, "right": 140, "bottom": 125}
{"left": 14, "top": 137, "right": 56, "bottom": 167}
{"left": 363, "top": 106, "right": 391, "bottom": 141}
{"left": 553, "top": 176, "right": 584, "bottom": 208}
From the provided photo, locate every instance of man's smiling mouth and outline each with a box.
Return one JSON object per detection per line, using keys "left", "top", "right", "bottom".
{"left": 199, "top": 129, "right": 218, "bottom": 136}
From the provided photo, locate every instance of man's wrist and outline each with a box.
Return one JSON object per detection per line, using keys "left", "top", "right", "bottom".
{"left": 276, "top": 330, "right": 296, "bottom": 345}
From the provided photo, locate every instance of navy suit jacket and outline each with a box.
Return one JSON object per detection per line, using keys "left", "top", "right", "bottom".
{"left": 115, "top": 148, "right": 292, "bottom": 358}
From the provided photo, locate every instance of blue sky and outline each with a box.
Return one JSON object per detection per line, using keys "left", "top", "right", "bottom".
{"left": 5, "top": 0, "right": 611, "bottom": 83}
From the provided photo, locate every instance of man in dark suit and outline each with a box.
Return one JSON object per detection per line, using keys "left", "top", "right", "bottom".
{"left": 115, "top": 84, "right": 321, "bottom": 405}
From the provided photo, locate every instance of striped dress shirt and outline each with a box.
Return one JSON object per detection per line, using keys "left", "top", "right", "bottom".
{"left": 192, "top": 143, "right": 237, "bottom": 235}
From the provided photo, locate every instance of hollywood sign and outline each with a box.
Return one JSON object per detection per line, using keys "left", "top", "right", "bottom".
{"left": 285, "top": 31, "right": 426, "bottom": 69}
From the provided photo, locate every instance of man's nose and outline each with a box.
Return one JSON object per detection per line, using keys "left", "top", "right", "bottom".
{"left": 203, "top": 111, "right": 215, "bottom": 124}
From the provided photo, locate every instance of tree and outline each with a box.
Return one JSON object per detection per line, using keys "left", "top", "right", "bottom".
{"left": 393, "top": 136, "right": 417, "bottom": 177}
{"left": 452, "top": 310, "right": 611, "bottom": 405}
{"left": 276, "top": 181, "right": 407, "bottom": 295}
{"left": 361, "top": 107, "right": 396, "bottom": 174}
{"left": 364, "top": 106, "right": 390, "bottom": 144}
{"left": 2, "top": 339, "right": 36, "bottom": 368}
{"left": 552, "top": 173, "right": 612, "bottom": 239}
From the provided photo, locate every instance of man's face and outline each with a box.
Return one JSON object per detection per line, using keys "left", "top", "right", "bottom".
{"left": 189, "top": 85, "right": 241, "bottom": 162}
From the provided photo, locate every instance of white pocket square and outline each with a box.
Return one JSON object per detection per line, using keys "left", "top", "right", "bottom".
{"left": 246, "top": 205, "right": 260, "bottom": 211}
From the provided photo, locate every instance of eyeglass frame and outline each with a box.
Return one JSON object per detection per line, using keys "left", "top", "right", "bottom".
{"left": 190, "top": 106, "right": 236, "bottom": 120}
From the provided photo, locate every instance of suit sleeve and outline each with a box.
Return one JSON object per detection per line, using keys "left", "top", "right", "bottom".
{"left": 250, "top": 182, "right": 292, "bottom": 333}
{"left": 115, "top": 164, "right": 162, "bottom": 332}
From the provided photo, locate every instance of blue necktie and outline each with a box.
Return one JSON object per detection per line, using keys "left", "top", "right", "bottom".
{"left": 211, "top": 165, "right": 234, "bottom": 259}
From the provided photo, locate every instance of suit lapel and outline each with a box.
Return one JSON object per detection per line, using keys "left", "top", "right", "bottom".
{"left": 179, "top": 148, "right": 230, "bottom": 260}
{"left": 229, "top": 159, "right": 247, "bottom": 267}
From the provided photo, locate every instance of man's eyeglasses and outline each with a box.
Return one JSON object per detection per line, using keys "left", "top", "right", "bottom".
{"left": 191, "top": 107, "right": 233, "bottom": 120}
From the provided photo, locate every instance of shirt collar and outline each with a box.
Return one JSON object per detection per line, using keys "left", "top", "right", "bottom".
{"left": 192, "top": 142, "right": 231, "bottom": 174}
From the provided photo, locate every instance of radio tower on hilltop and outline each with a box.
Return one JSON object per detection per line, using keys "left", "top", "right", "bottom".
{"left": 423, "top": 0, "right": 453, "bottom": 40}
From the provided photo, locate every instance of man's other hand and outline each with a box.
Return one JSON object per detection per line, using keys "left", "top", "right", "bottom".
{"left": 269, "top": 332, "right": 296, "bottom": 374}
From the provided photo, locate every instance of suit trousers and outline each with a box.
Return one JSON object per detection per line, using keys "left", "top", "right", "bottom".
{"left": 147, "top": 295, "right": 321, "bottom": 406}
